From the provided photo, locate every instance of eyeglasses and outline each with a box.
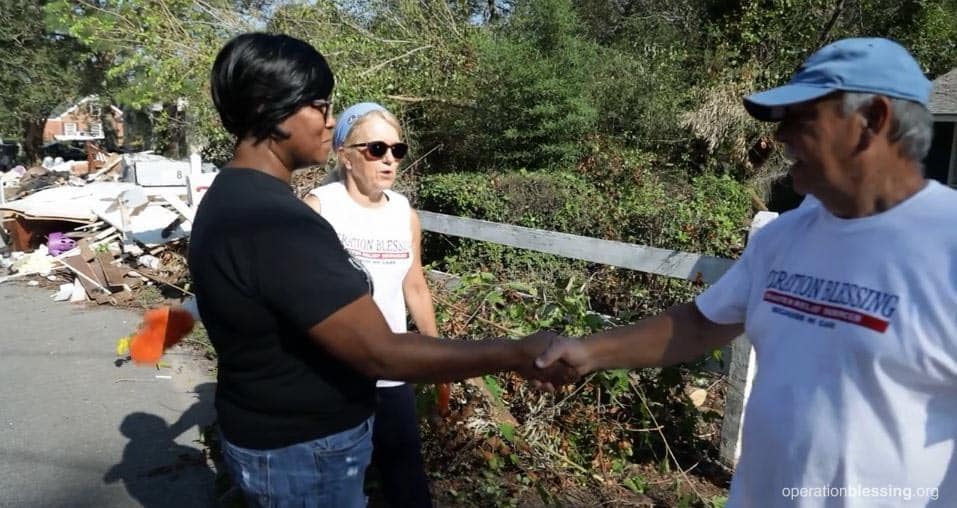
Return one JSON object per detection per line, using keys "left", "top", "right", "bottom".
{"left": 347, "top": 141, "right": 409, "bottom": 160}
{"left": 309, "top": 99, "right": 334, "bottom": 121}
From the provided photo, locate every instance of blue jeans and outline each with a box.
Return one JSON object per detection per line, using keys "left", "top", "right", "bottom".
{"left": 221, "top": 416, "right": 374, "bottom": 508}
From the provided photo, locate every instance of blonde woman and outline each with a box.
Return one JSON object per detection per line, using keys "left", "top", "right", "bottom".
{"left": 305, "top": 102, "right": 436, "bottom": 507}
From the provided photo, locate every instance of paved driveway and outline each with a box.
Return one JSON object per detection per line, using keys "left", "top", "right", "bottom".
{"left": 0, "top": 284, "right": 216, "bottom": 507}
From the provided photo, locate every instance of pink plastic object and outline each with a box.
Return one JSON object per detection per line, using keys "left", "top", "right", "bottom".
{"left": 47, "top": 232, "right": 77, "bottom": 256}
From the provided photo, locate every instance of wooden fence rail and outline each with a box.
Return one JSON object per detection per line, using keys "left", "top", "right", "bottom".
{"left": 419, "top": 211, "right": 735, "bottom": 284}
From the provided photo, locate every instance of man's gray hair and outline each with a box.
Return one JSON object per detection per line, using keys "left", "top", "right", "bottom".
{"left": 842, "top": 92, "right": 933, "bottom": 162}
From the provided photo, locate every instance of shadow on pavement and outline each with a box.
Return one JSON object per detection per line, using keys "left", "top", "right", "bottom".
{"left": 104, "top": 382, "right": 218, "bottom": 507}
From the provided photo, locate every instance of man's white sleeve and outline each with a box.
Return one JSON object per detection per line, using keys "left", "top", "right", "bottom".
{"left": 695, "top": 247, "right": 753, "bottom": 325}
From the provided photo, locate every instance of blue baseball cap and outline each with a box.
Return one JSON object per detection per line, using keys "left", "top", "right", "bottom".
{"left": 744, "top": 37, "right": 931, "bottom": 122}
{"left": 333, "top": 102, "right": 388, "bottom": 150}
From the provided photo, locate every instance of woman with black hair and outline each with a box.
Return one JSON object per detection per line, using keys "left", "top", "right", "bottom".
{"left": 189, "top": 33, "right": 573, "bottom": 507}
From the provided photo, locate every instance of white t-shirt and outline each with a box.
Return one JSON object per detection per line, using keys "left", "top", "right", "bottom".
{"left": 310, "top": 182, "right": 414, "bottom": 388}
{"left": 697, "top": 180, "right": 957, "bottom": 507}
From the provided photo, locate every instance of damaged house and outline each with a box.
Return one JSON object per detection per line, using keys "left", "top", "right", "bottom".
{"left": 43, "top": 95, "right": 125, "bottom": 146}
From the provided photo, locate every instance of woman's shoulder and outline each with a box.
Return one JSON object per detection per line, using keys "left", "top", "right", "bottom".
{"left": 309, "top": 181, "right": 347, "bottom": 199}
{"left": 384, "top": 189, "right": 411, "bottom": 209}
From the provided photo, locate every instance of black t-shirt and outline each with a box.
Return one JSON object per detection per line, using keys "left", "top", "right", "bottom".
{"left": 188, "top": 168, "right": 375, "bottom": 450}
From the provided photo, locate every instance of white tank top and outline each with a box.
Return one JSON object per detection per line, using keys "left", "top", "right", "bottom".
{"left": 309, "top": 181, "right": 413, "bottom": 388}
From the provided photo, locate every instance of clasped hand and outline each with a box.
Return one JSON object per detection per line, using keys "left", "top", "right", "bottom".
{"left": 515, "top": 331, "right": 593, "bottom": 391}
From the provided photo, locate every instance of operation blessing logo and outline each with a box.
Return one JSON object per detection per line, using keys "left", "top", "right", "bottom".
{"left": 338, "top": 235, "right": 411, "bottom": 260}
{"left": 763, "top": 270, "right": 899, "bottom": 333}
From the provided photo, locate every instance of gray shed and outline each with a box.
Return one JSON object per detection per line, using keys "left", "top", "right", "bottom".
{"left": 927, "top": 68, "right": 957, "bottom": 186}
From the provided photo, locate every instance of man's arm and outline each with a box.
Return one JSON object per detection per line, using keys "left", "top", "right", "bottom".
{"left": 537, "top": 302, "right": 743, "bottom": 375}
{"left": 308, "top": 293, "right": 562, "bottom": 384}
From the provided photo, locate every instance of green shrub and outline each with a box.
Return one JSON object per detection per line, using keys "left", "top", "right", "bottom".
{"left": 419, "top": 170, "right": 615, "bottom": 234}
{"left": 616, "top": 173, "right": 750, "bottom": 256}
{"left": 418, "top": 170, "right": 611, "bottom": 285}
{"left": 416, "top": 169, "right": 752, "bottom": 316}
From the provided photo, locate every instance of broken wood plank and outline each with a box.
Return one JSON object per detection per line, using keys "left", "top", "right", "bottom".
{"left": 95, "top": 251, "right": 128, "bottom": 289}
{"left": 85, "top": 154, "right": 123, "bottom": 182}
{"left": 155, "top": 190, "right": 196, "bottom": 223}
{"left": 59, "top": 255, "right": 112, "bottom": 300}
{"left": 74, "top": 221, "right": 107, "bottom": 232}
{"left": 79, "top": 238, "right": 96, "bottom": 263}
{"left": 77, "top": 238, "right": 112, "bottom": 290}
{"left": 93, "top": 226, "right": 118, "bottom": 241}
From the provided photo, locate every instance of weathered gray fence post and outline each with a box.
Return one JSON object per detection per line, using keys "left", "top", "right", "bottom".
{"left": 719, "top": 211, "right": 779, "bottom": 467}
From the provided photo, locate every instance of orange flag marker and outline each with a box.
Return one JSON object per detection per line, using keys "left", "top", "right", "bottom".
{"left": 129, "top": 306, "right": 196, "bottom": 364}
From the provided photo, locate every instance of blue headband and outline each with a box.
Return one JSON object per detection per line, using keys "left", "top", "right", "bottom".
{"left": 332, "top": 102, "right": 389, "bottom": 149}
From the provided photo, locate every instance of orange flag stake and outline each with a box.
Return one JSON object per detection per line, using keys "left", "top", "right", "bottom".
{"left": 129, "top": 306, "right": 196, "bottom": 364}
{"left": 436, "top": 383, "right": 451, "bottom": 417}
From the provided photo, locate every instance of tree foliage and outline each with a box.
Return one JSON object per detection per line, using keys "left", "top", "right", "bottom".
{"left": 45, "top": 0, "right": 260, "bottom": 156}
{"left": 0, "top": 0, "right": 99, "bottom": 162}
{"left": 39, "top": 0, "right": 957, "bottom": 170}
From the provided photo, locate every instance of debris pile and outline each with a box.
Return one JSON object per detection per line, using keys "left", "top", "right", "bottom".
{"left": 1, "top": 149, "right": 217, "bottom": 306}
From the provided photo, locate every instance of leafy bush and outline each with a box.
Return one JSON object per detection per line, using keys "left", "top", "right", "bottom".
{"left": 418, "top": 170, "right": 610, "bottom": 287}
{"left": 426, "top": 270, "right": 731, "bottom": 506}
{"left": 420, "top": 170, "right": 612, "bottom": 232}
{"left": 416, "top": 169, "right": 751, "bottom": 317}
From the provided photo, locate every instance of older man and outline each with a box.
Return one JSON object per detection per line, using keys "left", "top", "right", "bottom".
{"left": 537, "top": 38, "right": 957, "bottom": 506}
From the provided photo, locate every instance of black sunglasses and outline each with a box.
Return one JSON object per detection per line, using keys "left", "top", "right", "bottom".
{"left": 347, "top": 141, "right": 409, "bottom": 160}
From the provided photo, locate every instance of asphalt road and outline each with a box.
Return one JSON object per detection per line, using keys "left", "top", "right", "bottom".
{"left": 0, "top": 283, "right": 217, "bottom": 507}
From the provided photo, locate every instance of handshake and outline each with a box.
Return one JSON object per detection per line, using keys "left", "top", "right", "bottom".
{"left": 512, "top": 331, "right": 596, "bottom": 392}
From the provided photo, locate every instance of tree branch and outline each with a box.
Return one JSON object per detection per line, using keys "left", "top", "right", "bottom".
{"left": 386, "top": 95, "right": 472, "bottom": 107}
{"left": 359, "top": 44, "right": 433, "bottom": 76}
{"left": 811, "top": 0, "right": 846, "bottom": 58}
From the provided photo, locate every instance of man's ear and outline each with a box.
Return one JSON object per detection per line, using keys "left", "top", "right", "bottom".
{"left": 857, "top": 114, "right": 872, "bottom": 150}
{"left": 857, "top": 96, "right": 891, "bottom": 151}
{"left": 864, "top": 96, "right": 892, "bottom": 135}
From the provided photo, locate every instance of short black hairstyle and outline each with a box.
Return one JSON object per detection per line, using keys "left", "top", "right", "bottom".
{"left": 210, "top": 32, "right": 334, "bottom": 142}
